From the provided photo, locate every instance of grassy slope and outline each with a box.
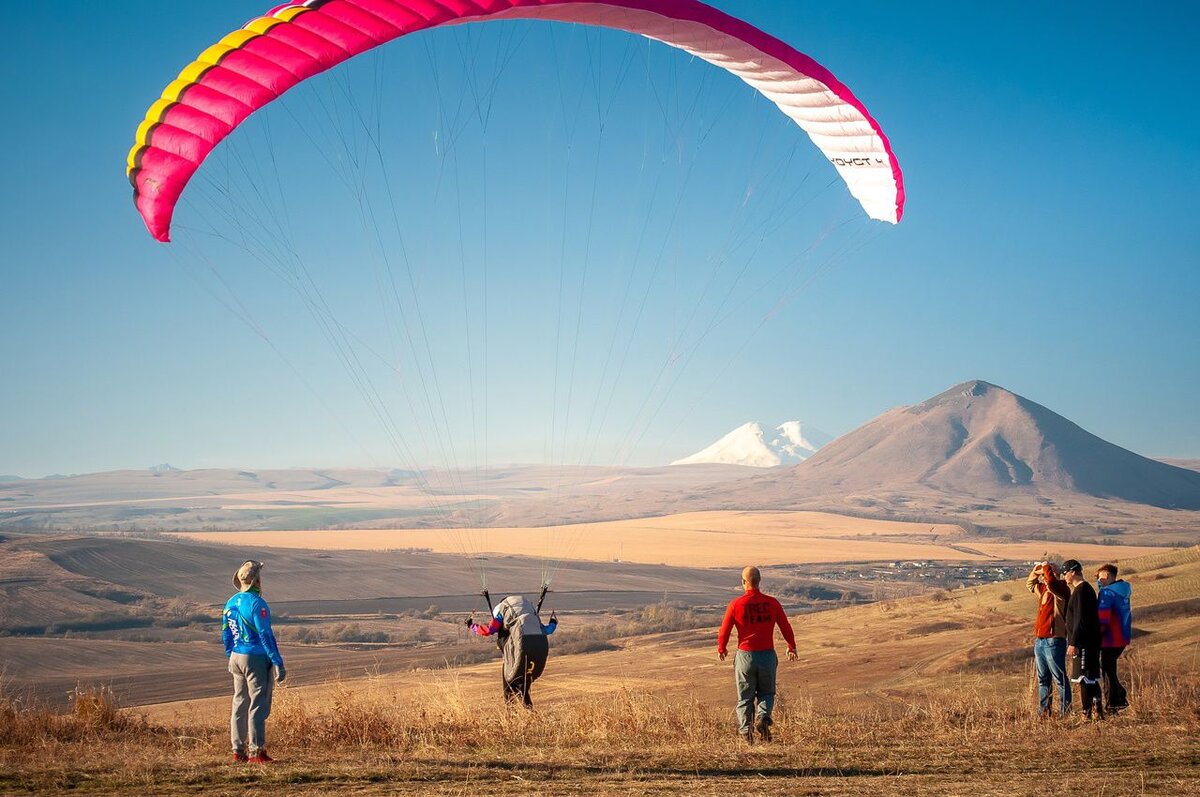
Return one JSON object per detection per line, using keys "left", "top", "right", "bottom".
{"left": 3, "top": 547, "right": 1199, "bottom": 795}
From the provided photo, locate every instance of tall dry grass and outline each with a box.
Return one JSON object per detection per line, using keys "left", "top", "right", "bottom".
{"left": 3, "top": 653, "right": 1197, "bottom": 756}
{"left": 2, "top": 652, "right": 1197, "bottom": 794}
{"left": 0, "top": 686, "right": 151, "bottom": 745}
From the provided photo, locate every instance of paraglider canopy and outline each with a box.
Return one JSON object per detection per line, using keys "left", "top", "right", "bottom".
{"left": 128, "top": 0, "right": 903, "bottom": 243}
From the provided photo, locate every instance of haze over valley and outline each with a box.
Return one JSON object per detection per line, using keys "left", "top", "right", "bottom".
{"left": 4, "top": 380, "right": 1197, "bottom": 546}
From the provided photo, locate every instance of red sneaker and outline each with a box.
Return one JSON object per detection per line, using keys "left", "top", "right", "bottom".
{"left": 232, "top": 751, "right": 248, "bottom": 763}
{"left": 248, "top": 750, "right": 275, "bottom": 764}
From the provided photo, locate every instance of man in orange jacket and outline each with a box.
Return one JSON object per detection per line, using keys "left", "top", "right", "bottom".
{"left": 717, "top": 566, "right": 797, "bottom": 743}
{"left": 1026, "top": 560, "right": 1071, "bottom": 717}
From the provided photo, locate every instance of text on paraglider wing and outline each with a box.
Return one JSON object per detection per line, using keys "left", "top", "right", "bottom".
{"left": 829, "top": 156, "right": 886, "bottom": 167}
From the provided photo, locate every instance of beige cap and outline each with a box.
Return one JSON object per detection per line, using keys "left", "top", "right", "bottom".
{"left": 233, "top": 560, "right": 263, "bottom": 591}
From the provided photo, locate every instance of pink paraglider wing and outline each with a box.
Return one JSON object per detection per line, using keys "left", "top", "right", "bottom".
{"left": 128, "top": 0, "right": 904, "bottom": 242}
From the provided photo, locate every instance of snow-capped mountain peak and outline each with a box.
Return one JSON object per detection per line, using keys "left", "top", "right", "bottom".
{"left": 772, "top": 421, "right": 821, "bottom": 459}
{"left": 672, "top": 421, "right": 829, "bottom": 468}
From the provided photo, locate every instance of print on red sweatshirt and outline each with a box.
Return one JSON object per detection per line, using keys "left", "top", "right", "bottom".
{"left": 717, "top": 589, "right": 796, "bottom": 654}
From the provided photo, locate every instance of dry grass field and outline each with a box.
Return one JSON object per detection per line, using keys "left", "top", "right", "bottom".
{"left": 174, "top": 510, "right": 1169, "bottom": 567}
{"left": 9, "top": 463, "right": 1198, "bottom": 546}
{"left": 4, "top": 546, "right": 1197, "bottom": 795}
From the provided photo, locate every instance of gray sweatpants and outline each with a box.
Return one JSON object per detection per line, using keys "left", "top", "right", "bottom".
{"left": 735, "top": 649, "right": 778, "bottom": 733}
{"left": 229, "top": 653, "right": 274, "bottom": 753}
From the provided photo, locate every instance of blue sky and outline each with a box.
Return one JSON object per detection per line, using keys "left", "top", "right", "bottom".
{"left": 1, "top": 1, "right": 1197, "bottom": 477}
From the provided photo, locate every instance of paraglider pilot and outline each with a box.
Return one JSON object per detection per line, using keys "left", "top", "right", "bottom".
{"left": 468, "top": 594, "right": 557, "bottom": 707}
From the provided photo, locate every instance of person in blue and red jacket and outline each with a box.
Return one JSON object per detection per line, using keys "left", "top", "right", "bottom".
{"left": 1096, "top": 563, "right": 1132, "bottom": 712}
{"left": 468, "top": 595, "right": 557, "bottom": 708}
{"left": 717, "top": 566, "right": 796, "bottom": 743}
{"left": 223, "top": 560, "right": 285, "bottom": 763}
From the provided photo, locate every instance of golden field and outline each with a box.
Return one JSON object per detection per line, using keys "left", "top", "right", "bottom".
{"left": 174, "top": 509, "right": 1170, "bottom": 567}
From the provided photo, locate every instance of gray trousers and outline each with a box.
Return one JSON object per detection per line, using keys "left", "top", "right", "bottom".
{"left": 229, "top": 653, "right": 274, "bottom": 753}
{"left": 735, "top": 649, "right": 778, "bottom": 732}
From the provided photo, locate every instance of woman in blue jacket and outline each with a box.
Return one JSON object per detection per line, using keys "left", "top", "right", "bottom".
{"left": 223, "top": 560, "right": 285, "bottom": 763}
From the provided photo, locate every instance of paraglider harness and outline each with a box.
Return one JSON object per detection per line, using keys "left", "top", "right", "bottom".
{"left": 479, "top": 586, "right": 550, "bottom": 650}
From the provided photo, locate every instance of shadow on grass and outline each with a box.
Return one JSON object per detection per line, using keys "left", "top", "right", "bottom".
{"left": 166, "top": 759, "right": 911, "bottom": 789}
{"left": 426, "top": 758, "right": 905, "bottom": 780}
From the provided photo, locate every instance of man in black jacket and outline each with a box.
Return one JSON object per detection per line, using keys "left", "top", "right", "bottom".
{"left": 1061, "top": 559, "right": 1103, "bottom": 719}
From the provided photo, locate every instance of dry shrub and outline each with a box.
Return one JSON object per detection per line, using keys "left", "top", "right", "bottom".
{"left": 268, "top": 680, "right": 729, "bottom": 754}
{"left": 531, "top": 602, "right": 714, "bottom": 658}
{"left": 1121, "top": 651, "right": 1200, "bottom": 722}
{"left": 550, "top": 637, "right": 620, "bottom": 655}
{"left": 0, "top": 686, "right": 150, "bottom": 745}
{"left": 293, "top": 623, "right": 393, "bottom": 644}
{"left": 70, "top": 686, "right": 125, "bottom": 731}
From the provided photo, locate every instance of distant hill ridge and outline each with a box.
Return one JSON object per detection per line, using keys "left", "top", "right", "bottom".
{"left": 1160, "top": 458, "right": 1200, "bottom": 473}
{"left": 792, "top": 380, "right": 1200, "bottom": 509}
{"left": 4, "top": 380, "right": 1198, "bottom": 536}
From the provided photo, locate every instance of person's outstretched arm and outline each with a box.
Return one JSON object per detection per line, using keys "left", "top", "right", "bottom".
{"left": 471, "top": 616, "right": 503, "bottom": 637}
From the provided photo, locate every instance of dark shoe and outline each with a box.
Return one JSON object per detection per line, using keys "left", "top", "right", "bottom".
{"left": 755, "top": 719, "right": 772, "bottom": 743}
{"left": 741, "top": 730, "right": 754, "bottom": 745}
{"left": 248, "top": 750, "right": 275, "bottom": 764}
{"left": 232, "top": 750, "right": 248, "bottom": 763}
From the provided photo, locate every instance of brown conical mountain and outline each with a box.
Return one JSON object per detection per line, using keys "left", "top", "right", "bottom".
{"left": 791, "top": 380, "right": 1200, "bottom": 509}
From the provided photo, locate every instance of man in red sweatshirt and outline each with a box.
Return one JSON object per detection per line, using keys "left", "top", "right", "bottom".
{"left": 717, "top": 566, "right": 797, "bottom": 743}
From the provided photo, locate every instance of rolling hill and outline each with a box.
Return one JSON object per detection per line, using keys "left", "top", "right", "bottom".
{"left": 787, "top": 380, "right": 1200, "bottom": 508}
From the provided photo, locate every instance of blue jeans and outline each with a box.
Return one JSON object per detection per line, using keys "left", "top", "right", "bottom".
{"left": 1034, "top": 637, "right": 1070, "bottom": 716}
